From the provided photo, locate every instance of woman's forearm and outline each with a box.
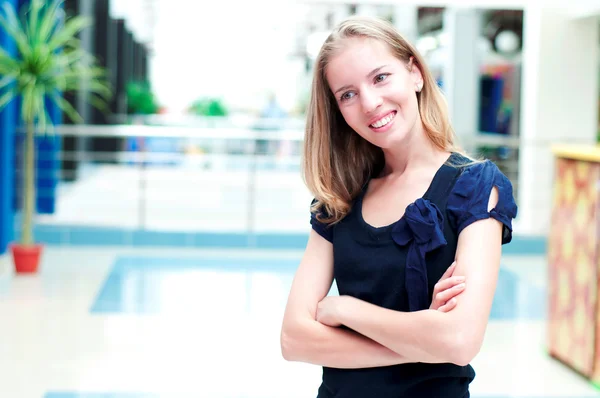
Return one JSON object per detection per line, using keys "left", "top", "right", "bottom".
{"left": 281, "top": 319, "right": 414, "bottom": 369}
{"left": 337, "top": 296, "right": 473, "bottom": 366}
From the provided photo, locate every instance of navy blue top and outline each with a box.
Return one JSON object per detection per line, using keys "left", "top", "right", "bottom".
{"left": 310, "top": 153, "right": 518, "bottom": 398}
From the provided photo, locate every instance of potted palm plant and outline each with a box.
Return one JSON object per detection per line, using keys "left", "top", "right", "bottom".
{"left": 0, "top": 0, "right": 111, "bottom": 273}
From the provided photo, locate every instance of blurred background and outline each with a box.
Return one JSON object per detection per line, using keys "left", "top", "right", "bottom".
{"left": 0, "top": 0, "right": 599, "bottom": 397}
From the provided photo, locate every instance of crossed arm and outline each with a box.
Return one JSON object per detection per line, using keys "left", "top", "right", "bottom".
{"left": 280, "top": 189, "right": 503, "bottom": 368}
{"left": 280, "top": 228, "right": 412, "bottom": 369}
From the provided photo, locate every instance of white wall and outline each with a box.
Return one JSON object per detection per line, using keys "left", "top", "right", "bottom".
{"left": 110, "top": 0, "right": 153, "bottom": 44}
{"left": 518, "top": 6, "right": 599, "bottom": 235}
{"left": 149, "top": 1, "right": 310, "bottom": 114}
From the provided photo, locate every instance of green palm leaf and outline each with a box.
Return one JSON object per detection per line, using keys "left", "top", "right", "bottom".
{"left": 0, "top": 88, "right": 16, "bottom": 111}
{"left": 0, "top": 2, "right": 30, "bottom": 59}
{"left": 88, "top": 94, "right": 109, "bottom": 114}
{"left": 52, "top": 91, "right": 82, "bottom": 124}
{"left": 0, "top": 73, "right": 16, "bottom": 91}
{"left": 0, "top": 47, "right": 19, "bottom": 73}
{"left": 88, "top": 81, "right": 112, "bottom": 100}
{"left": 26, "top": 0, "right": 43, "bottom": 45}
{"left": 0, "top": 0, "right": 111, "bottom": 127}
{"left": 48, "top": 15, "right": 89, "bottom": 52}
{"left": 37, "top": 0, "right": 62, "bottom": 45}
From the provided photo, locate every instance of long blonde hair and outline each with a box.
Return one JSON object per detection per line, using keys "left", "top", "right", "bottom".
{"left": 303, "top": 15, "right": 469, "bottom": 224}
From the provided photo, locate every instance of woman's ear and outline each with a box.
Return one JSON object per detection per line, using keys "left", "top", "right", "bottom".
{"left": 415, "top": 81, "right": 423, "bottom": 92}
{"left": 409, "top": 56, "right": 424, "bottom": 92}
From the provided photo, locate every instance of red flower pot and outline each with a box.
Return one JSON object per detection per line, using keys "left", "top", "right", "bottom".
{"left": 10, "top": 243, "right": 43, "bottom": 274}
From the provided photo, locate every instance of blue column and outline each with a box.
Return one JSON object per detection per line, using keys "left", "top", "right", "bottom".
{"left": 0, "top": 0, "right": 18, "bottom": 254}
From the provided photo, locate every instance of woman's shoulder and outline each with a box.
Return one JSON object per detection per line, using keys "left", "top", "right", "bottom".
{"left": 309, "top": 190, "right": 366, "bottom": 243}
{"left": 446, "top": 154, "right": 518, "bottom": 243}
{"left": 451, "top": 155, "right": 512, "bottom": 189}
{"left": 309, "top": 198, "right": 334, "bottom": 242}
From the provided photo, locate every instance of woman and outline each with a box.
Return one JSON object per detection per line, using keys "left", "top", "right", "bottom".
{"left": 280, "top": 15, "right": 518, "bottom": 398}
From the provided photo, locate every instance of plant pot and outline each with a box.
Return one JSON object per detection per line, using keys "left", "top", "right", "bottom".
{"left": 10, "top": 243, "right": 43, "bottom": 274}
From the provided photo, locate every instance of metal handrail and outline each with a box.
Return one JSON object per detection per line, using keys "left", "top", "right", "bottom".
{"left": 54, "top": 124, "right": 306, "bottom": 141}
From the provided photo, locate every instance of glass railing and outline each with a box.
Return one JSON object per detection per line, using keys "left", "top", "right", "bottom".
{"left": 13, "top": 122, "right": 314, "bottom": 246}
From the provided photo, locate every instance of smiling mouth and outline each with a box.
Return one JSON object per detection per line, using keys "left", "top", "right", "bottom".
{"left": 369, "top": 111, "right": 396, "bottom": 129}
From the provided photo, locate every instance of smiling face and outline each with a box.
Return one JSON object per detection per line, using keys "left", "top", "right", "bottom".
{"left": 325, "top": 37, "right": 424, "bottom": 150}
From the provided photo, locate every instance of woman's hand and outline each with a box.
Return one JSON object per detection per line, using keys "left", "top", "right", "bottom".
{"left": 430, "top": 262, "right": 466, "bottom": 312}
{"left": 316, "top": 262, "right": 465, "bottom": 328}
{"left": 316, "top": 295, "right": 348, "bottom": 327}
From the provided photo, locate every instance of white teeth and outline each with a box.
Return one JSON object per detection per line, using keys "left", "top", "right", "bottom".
{"left": 371, "top": 113, "right": 395, "bottom": 128}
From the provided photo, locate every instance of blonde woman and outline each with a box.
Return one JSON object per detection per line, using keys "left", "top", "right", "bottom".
{"left": 280, "top": 16, "right": 517, "bottom": 398}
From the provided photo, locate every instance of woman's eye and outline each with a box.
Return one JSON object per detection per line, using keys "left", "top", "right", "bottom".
{"left": 340, "top": 92, "right": 355, "bottom": 101}
{"left": 375, "top": 73, "right": 389, "bottom": 83}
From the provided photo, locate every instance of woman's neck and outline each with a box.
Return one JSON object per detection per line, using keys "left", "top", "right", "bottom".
{"left": 379, "top": 122, "right": 448, "bottom": 178}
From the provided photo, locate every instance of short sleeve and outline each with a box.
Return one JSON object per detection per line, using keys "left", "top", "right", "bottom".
{"left": 310, "top": 198, "right": 333, "bottom": 243}
{"left": 447, "top": 160, "right": 518, "bottom": 244}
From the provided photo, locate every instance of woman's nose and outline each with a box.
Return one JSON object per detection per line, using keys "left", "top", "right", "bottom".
{"left": 360, "top": 89, "right": 383, "bottom": 114}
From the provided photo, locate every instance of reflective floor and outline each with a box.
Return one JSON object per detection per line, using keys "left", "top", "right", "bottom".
{"left": 0, "top": 247, "right": 598, "bottom": 398}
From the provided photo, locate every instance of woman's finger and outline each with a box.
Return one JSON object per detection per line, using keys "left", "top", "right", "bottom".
{"left": 438, "top": 297, "right": 457, "bottom": 312}
{"left": 433, "top": 275, "right": 465, "bottom": 295}
{"left": 435, "top": 282, "right": 466, "bottom": 304}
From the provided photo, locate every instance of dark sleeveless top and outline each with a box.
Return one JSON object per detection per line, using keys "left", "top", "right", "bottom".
{"left": 309, "top": 153, "right": 518, "bottom": 398}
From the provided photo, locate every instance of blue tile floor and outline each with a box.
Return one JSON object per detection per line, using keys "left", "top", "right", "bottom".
{"left": 90, "top": 255, "right": 546, "bottom": 320}
{"left": 0, "top": 247, "right": 597, "bottom": 398}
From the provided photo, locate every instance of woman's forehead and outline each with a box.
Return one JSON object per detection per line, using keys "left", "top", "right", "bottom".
{"left": 331, "top": 37, "right": 393, "bottom": 63}
{"left": 325, "top": 38, "right": 399, "bottom": 84}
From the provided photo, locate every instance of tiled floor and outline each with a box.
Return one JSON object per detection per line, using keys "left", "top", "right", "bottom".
{"left": 0, "top": 248, "right": 598, "bottom": 398}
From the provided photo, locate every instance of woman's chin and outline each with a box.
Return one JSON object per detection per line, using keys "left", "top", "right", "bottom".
{"left": 368, "top": 130, "right": 408, "bottom": 150}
